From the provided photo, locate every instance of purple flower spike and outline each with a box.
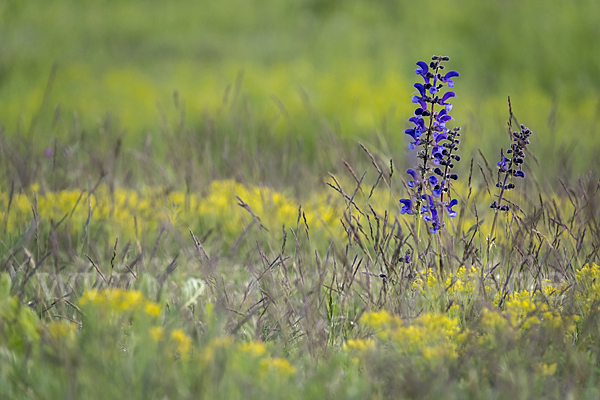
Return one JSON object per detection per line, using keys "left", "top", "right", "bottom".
{"left": 400, "top": 56, "right": 461, "bottom": 230}
{"left": 441, "top": 71, "right": 459, "bottom": 87}
{"left": 447, "top": 199, "right": 458, "bottom": 217}
{"left": 399, "top": 199, "right": 414, "bottom": 215}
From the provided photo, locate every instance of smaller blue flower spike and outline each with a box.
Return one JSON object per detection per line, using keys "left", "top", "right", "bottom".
{"left": 490, "top": 124, "right": 533, "bottom": 211}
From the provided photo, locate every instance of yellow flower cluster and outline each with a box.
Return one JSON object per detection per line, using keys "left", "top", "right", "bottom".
{"left": 446, "top": 266, "right": 487, "bottom": 297}
{"left": 539, "top": 362, "right": 558, "bottom": 376}
{"left": 79, "top": 288, "right": 161, "bottom": 317}
{"left": 575, "top": 263, "right": 600, "bottom": 314}
{"left": 480, "top": 308, "right": 509, "bottom": 331}
{"left": 503, "top": 290, "right": 540, "bottom": 328}
{"left": 239, "top": 341, "right": 267, "bottom": 357}
{"left": 412, "top": 266, "right": 489, "bottom": 297}
{"left": 480, "top": 291, "right": 578, "bottom": 346}
{"left": 260, "top": 357, "right": 297, "bottom": 376}
{"left": 343, "top": 338, "right": 376, "bottom": 352}
{"left": 147, "top": 326, "right": 193, "bottom": 358}
{"left": 360, "top": 279, "right": 581, "bottom": 364}
{"left": 199, "top": 336, "right": 296, "bottom": 377}
{"left": 0, "top": 180, "right": 344, "bottom": 242}
{"left": 359, "top": 310, "right": 465, "bottom": 365}
{"left": 359, "top": 309, "right": 397, "bottom": 332}
{"left": 170, "top": 329, "right": 192, "bottom": 356}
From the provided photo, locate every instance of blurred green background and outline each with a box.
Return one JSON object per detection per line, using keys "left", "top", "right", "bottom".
{"left": 1, "top": 0, "right": 599, "bottom": 190}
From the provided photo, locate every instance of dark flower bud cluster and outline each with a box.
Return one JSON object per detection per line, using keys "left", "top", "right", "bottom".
{"left": 490, "top": 124, "right": 533, "bottom": 212}
{"left": 399, "top": 56, "right": 461, "bottom": 234}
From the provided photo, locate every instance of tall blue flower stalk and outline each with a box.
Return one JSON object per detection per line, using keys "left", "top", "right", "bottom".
{"left": 488, "top": 103, "right": 533, "bottom": 241}
{"left": 400, "top": 56, "right": 461, "bottom": 234}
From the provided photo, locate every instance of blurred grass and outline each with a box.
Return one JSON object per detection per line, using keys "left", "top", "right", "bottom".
{"left": 1, "top": 0, "right": 599, "bottom": 188}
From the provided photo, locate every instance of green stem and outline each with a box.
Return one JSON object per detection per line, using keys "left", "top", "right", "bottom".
{"left": 437, "top": 229, "right": 444, "bottom": 275}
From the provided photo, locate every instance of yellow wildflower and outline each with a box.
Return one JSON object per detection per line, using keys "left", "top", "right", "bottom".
{"left": 144, "top": 301, "right": 161, "bottom": 317}
{"left": 120, "top": 290, "right": 144, "bottom": 310}
{"left": 260, "top": 357, "right": 296, "bottom": 376}
{"left": 170, "top": 329, "right": 192, "bottom": 355}
{"left": 540, "top": 363, "right": 557, "bottom": 376}
{"left": 239, "top": 341, "right": 267, "bottom": 357}
{"left": 360, "top": 310, "right": 392, "bottom": 329}
{"left": 343, "top": 339, "right": 376, "bottom": 352}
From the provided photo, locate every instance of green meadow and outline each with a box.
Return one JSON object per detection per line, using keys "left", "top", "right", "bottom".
{"left": 1, "top": 0, "right": 600, "bottom": 398}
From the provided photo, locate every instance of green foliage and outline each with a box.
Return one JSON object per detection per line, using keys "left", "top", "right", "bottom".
{"left": 0, "top": 274, "right": 40, "bottom": 354}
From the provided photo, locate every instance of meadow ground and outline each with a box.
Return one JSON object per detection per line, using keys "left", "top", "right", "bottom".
{"left": 1, "top": 0, "right": 600, "bottom": 398}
